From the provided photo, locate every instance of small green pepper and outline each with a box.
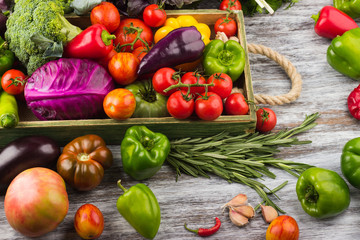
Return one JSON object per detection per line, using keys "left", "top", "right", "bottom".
{"left": 0, "top": 90, "right": 19, "bottom": 128}
{"left": 116, "top": 180, "right": 161, "bottom": 239}
{"left": 334, "top": 0, "right": 360, "bottom": 19}
{"left": 0, "top": 36, "right": 15, "bottom": 77}
{"left": 341, "top": 137, "right": 360, "bottom": 189}
{"left": 327, "top": 28, "right": 360, "bottom": 80}
{"left": 296, "top": 167, "right": 350, "bottom": 219}
{"left": 121, "top": 126, "right": 170, "bottom": 180}
{"left": 202, "top": 39, "right": 245, "bottom": 82}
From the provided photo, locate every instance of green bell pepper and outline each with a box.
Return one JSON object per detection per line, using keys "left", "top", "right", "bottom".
{"left": 327, "top": 28, "right": 360, "bottom": 81}
{"left": 341, "top": 137, "right": 360, "bottom": 189}
{"left": 296, "top": 167, "right": 350, "bottom": 219}
{"left": 116, "top": 180, "right": 161, "bottom": 239}
{"left": 121, "top": 126, "right": 170, "bottom": 180}
{"left": 334, "top": 0, "right": 360, "bottom": 19}
{"left": 202, "top": 39, "right": 245, "bottom": 82}
{"left": 0, "top": 36, "right": 15, "bottom": 77}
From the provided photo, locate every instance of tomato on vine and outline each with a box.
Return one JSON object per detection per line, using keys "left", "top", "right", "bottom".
{"left": 225, "top": 93, "right": 249, "bottom": 115}
{"left": 219, "top": 0, "right": 242, "bottom": 10}
{"left": 214, "top": 16, "right": 237, "bottom": 38}
{"left": 180, "top": 71, "right": 206, "bottom": 95}
{"left": 207, "top": 73, "right": 233, "bottom": 99}
{"left": 195, "top": 92, "right": 223, "bottom": 121}
{"left": 167, "top": 90, "right": 194, "bottom": 119}
{"left": 256, "top": 107, "right": 277, "bottom": 132}
{"left": 1, "top": 69, "right": 27, "bottom": 95}
{"left": 152, "top": 67, "right": 180, "bottom": 96}
{"left": 132, "top": 46, "right": 150, "bottom": 61}
{"left": 143, "top": 4, "right": 167, "bottom": 28}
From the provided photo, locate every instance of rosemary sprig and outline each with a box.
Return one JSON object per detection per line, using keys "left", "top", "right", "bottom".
{"left": 166, "top": 113, "right": 320, "bottom": 213}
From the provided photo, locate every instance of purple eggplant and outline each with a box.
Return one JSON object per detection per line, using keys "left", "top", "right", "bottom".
{"left": 137, "top": 26, "right": 205, "bottom": 75}
{"left": 0, "top": 136, "right": 61, "bottom": 193}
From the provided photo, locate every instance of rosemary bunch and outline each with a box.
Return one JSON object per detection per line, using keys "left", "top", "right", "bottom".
{"left": 166, "top": 113, "right": 320, "bottom": 213}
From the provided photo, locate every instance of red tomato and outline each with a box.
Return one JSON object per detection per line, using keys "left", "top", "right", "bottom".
{"left": 114, "top": 18, "right": 153, "bottom": 52}
{"left": 180, "top": 72, "right": 206, "bottom": 95}
{"left": 167, "top": 90, "right": 194, "bottom": 119}
{"left": 256, "top": 107, "right": 277, "bottom": 132}
{"left": 98, "top": 49, "right": 117, "bottom": 69}
{"left": 207, "top": 73, "right": 233, "bottom": 99}
{"left": 103, "top": 88, "right": 136, "bottom": 120}
{"left": 108, "top": 52, "right": 139, "bottom": 85}
{"left": 266, "top": 215, "right": 299, "bottom": 240}
{"left": 1, "top": 69, "right": 27, "bottom": 95}
{"left": 132, "top": 46, "right": 150, "bottom": 62}
{"left": 74, "top": 204, "right": 104, "bottom": 240}
{"left": 143, "top": 4, "right": 167, "bottom": 28}
{"left": 152, "top": 67, "right": 179, "bottom": 96}
{"left": 214, "top": 17, "right": 237, "bottom": 38}
{"left": 219, "top": 0, "right": 242, "bottom": 10}
{"left": 90, "top": 2, "right": 121, "bottom": 33}
{"left": 225, "top": 93, "right": 249, "bottom": 115}
{"left": 195, "top": 92, "right": 223, "bottom": 121}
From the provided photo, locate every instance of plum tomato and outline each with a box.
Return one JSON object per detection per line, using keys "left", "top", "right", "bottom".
{"left": 219, "top": 0, "right": 242, "bottom": 10}
{"left": 256, "top": 107, "right": 277, "bottom": 132}
{"left": 1, "top": 69, "right": 27, "bottom": 95}
{"left": 207, "top": 73, "right": 233, "bottom": 99}
{"left": 195, "top": 92, "right": 223, "bottom": 121}
{"left": 108, "top": 52, "right": 139, "bottom": 86}
{"left": 225, "top": 93, "right": 249, "bottom": 115}
{"left": 167, "top": 90, "right": 194, "bottom": 119}
{"left": 103, "top": 88, "right": 136, "bottom": 120}
{"left": 90, "top": 2, "right": 120, "bottom": 33}
{"left": 143, "top": 4, "right": 167, "bottom": 28}
{"left": 180, "top": 72, "right": 206, "bottom": 95}
{"left": 74, "top": 204, "right": 104, "bottom": 240}
{"left": 266, "top": 215, "right": 299, "bottom": 240}
{"left": 152, "top": 67, "right": 180, "bottom": 96}
{"left": 214, "top": 16, "right": 237, "bottom": 38}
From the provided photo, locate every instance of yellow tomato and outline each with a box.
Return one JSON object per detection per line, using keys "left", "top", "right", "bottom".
{"left": 154, "top": 25, "right": 175, "bottom": 43}
{"left": 176, "top": 15, "right": 198, "bottom": 27}
{"left": 194, "top": 23, "right": 211, "bottom": 39}
{"left": 165, "top": 18, "right": 180, "bottom": 28}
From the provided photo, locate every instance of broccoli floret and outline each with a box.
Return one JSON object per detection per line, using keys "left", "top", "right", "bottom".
{"left": 5, "top": 0, "right": 81, "bottom": 74}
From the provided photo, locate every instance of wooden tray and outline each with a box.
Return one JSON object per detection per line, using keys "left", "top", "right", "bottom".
{"left": 0, "top": 10, "right": 256, "bottom": 147}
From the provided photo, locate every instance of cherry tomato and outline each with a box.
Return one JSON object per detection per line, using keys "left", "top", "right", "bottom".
{"left": 143, "top": 4, "right": 167, "bottom": 28}
{"left": 167, "top": 90, "right": 194, "bottom": 119}
{"left": 132, "top": 46, "right": 150, "bottom": 62}
{"left": 219, "top": 0, "right": 242, "bottom": 10}
{"left": 180, "top": 72, "right": 206, "bottom": 95}
{"left": 114, "top": 18, "right": 153, "bottom": 52}
{"left": 256, "top": 107, "right": 277, "bottom": 132}
{"left": 195, "top": 92, "right": 223, "bottom": 121}
{"left": 74, "top": 204, "right": 104, "bottom": 240}
{"left": 214, "top": 16, "right": 237, "bottom": 38}
{"left": 103, "top": 88, "right": 136, "bottom": 120}
{"left": 1, "top": 69, "right": 27, "bottom": 95}
{"left": 266, "top": 215, "right": 299, "bottom": 240}
{"left": 108, "top": 52, "right": 139, "bottom": 85}
{"left": 152, "top": 67, "right": 179, "bottom": 96}
{"left": 207, "top": 73, "right": 233, "bottom": 99}
{"left": 225, "top": 93, "right": 249, "bottom": 115}
{"left": 90, "top": 2, "right": 120, "bottom": 33}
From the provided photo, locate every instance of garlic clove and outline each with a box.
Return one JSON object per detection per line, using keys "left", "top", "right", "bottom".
{"left": 261, "top": 205, "right": 278, "bottom": 223}
{"left": 232, "top": 205, "right": 255, "bottom": 219}
{"left": 229, "top": 208, "right": 249, "bottom": 227}
{"left": 227, "top": 194, "right": 248, "bottom": 206}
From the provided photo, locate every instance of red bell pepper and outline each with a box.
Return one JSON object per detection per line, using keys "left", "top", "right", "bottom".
{"left": 63, "top": 24, "right": 116, "bottom": 59}
{"left": 311, "top": 6, "right": 358, "bottom": 39}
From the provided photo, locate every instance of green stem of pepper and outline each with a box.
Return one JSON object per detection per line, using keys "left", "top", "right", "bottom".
{"left": 117, "top": 180, "right": 128, "bottom": 193}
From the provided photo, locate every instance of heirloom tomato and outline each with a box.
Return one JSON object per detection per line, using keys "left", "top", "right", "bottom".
{"left": 103, "top": 88, "right": 136, "bottom": 120}
{"left": 152, "top": 67, "right": 179, "bottom": 96}
{"left": 225, "top": 93, "right": 249, "bottom": 115}
{"left": 195, "top": 92, "right": 223, "bottom": 121}
{"left": 266, "top": 215, "right": 299, "bottom": 240}
{"left": 256, "top": 107, "right": 277, "bottom": 132}
{"left": 143, "top": 4, "right": 167, "bottom": 28}
{"left": 1, "top": 69, "right": 27, "bottom": 95}
{"left": 114, "top": 18, "right": 153, "bottom": 52}
{"left": 214, "top": 16, "right": 237, "bottom": 38}
{"left": 74, "top": 204, "right": 104, "bottom": 240}
{"left": 219, "top": 0, "right": 242, "bottom": 10}
{"left": 90, "top": 2, "right": 120, "bottom": 33}
{"left": 108, "top": 52, "right": 139, "bottom": 85}
{"left": 180, "top": 71, "right": 206, "bottom": 94}
{"left": 207, "top": 73, "right": 233, "bottom": 99}
{"left": 167, "top": 90, "right": 194, "bottom": 119}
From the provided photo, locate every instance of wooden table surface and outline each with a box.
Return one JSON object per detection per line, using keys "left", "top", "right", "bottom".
{"left": 1, "top": 0, "right": 360, "bottom": 239}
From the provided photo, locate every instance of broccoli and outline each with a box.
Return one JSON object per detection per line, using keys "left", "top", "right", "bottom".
{"left": 6, "top": 0, "right": 81, "bottom": 74}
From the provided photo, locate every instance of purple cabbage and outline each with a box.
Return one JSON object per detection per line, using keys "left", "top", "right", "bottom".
{"left": 24, "top": 58, "right": 115, "bottom": 120}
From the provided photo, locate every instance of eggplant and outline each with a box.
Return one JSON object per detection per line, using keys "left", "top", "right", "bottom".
{"left": 0, "top": 136, "right": 61, "bottom": 193}
{"left": 137, "top": 26, "right": 205, "bottom": 75}
{"left": 0, "top": 10, "right": 8, "bottom": 37}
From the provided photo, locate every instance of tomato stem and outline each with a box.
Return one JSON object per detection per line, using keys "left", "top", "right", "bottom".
{"left": 117, "top": 25, "right": 150, "bottom": 52}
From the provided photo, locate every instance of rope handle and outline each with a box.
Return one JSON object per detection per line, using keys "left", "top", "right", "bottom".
{"left": 247, "top": 43, "right": 302, "bottom": 105}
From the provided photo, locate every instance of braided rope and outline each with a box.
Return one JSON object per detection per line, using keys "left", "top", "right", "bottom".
{"left": 247, "top": 43, "right": 303, "bottom": 105}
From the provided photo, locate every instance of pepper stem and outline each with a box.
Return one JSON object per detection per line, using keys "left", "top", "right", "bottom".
{"left": 184, "top": 223, "right": 199, "bottom": 234}
{"left": 304, "top": 185, "right": 319, "bottom": 203}
{"left": 117, "top": 180, "right": 128, "bottom": 193}
{"left": 101, "top": 30, "right": 116, "bottom": 46}
{"left": 311, "top": 12, "right": 320, "bottom": 23}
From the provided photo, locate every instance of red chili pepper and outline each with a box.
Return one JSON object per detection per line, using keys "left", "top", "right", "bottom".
{"left": 348, "top": 84, "right": 360, "bottom": 120}
{"left": 63, "top": 24, "right": 116, "bottom": 59}
{"left": 311, "top": 6, "right": 358, "bottom": 39}
{"left": 184, "top": 217, "right": 221, "bottom": 237}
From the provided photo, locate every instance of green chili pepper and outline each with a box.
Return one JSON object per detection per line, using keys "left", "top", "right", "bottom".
{"left": 0, "top": 36, "right": 15, "bottom": 77}
{"left": 116, "top": 180, "right": 161, "bottom": 239}
{"left": 296, "top": 167, "right": 350, "bottom": 219}
{"left": 334, "top": 0, "right": 360, "bottom": 19}
{"left": 341, "top": 137, "right": 360, "bottom": 189}
{"left": 202, "top": 39, "right": 245, "bottom": 82}
{"left": 0, "top": 90, "right": 19, "bottom": 128}
{"left": 327, "top": 28, "right": 360, "bottom": 81}
{"left": 121, "top": 125, "right": 170, "bottom": 180}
